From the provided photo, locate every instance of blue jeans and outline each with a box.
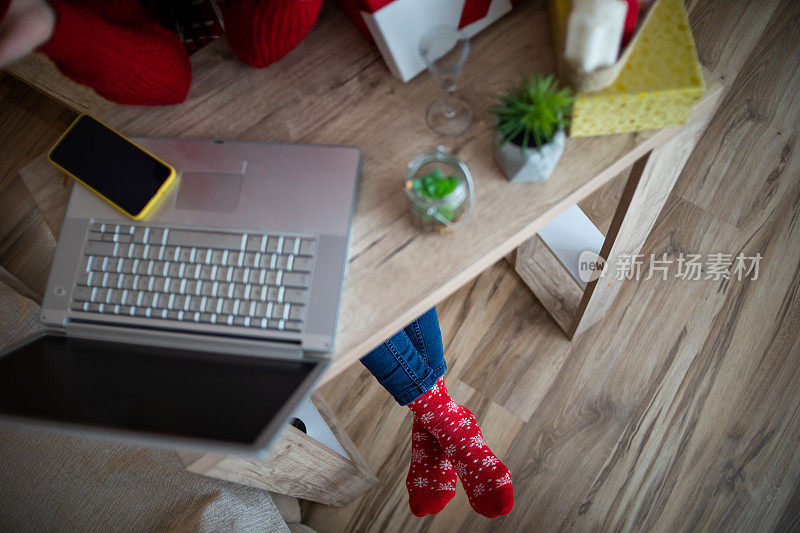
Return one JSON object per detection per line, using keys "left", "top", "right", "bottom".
{"left": 360, "top": 307, "right": 446, "bottom": 406}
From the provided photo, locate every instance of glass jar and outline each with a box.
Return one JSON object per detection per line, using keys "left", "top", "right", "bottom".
{"left": 404, "top": 146, "right": 474, "bottom": 234}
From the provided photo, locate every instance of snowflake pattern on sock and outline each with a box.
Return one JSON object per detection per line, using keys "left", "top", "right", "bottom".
{"left": 411, "top": 449, "right": 427, "bottom": 461}
{"left": 482, "top": 456, "right": 499, "bottom": 467}
{"left": 409, "top": 377, "right": 514, "bottom": 518}
{"left": 495, "top": 473, "right": 512, "bottom": 488}
{"left": 413, "top": 477, "right": 428, "bottom": 488}
{"left": 469, "top": 435, "right": 485, "bottom": 448}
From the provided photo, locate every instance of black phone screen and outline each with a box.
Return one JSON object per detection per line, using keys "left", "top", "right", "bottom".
{"left": 49, "top": 115, "right": 173, "bottom": 217}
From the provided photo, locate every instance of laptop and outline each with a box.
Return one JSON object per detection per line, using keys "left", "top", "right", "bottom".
{"left": 0, "top": 138, "right": 361, "bottom": 454}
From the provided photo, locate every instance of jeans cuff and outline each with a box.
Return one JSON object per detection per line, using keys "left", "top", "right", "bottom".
{"left": 394, "top": 362, "right": 447, "bottom": 406}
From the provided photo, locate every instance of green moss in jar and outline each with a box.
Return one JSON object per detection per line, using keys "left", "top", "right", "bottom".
{"left": 405, "top": 146, "right": 473, "bottom": 233}
{"left": 413, "top": 169, "right": 460, "bottom": 199}
{"left": 411, "top": 168, "right": 463, "bottom": 225}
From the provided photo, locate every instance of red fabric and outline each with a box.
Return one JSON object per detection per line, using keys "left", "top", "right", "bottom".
{"left": 223, "top": 0, "right": 323, "bottom": 68}
{"left": 38, "top": 0, "right": 191, "bottom": 105}
{"left": 406, "top": 419, "right": 457, "bottom": 516}
{"left": 22, "top": 0, "right": 321, "bottom": 104}
{"left": 409, "top": 377, "right": 514, "bottom": 518}
{"left": 0, "top": 0, "right": 11, "bottom": 20}
{"left": 622, "top": 0, "right": 640, "bottom": 46}
{"left": 334, "top": 0, "right": 373, "bottom": 41}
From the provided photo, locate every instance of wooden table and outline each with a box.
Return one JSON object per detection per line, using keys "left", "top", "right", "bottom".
{"left": 8, "top": 1, "right": 722, "bottom": 508}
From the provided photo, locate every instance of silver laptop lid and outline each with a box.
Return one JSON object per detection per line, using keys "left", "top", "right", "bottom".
{"left": 66, "top": 138, "right": 361, "bottom": 237}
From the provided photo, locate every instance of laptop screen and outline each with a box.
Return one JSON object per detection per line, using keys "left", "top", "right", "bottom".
{"left": 0, "top": 334, "right": 323, "bottom": 448}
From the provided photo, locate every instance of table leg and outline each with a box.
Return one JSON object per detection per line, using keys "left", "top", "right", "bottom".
{"left": 516, "top": 92, "right": 721, "bottom": 339}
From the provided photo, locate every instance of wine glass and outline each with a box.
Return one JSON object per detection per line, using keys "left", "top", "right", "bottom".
{"left": 419, "top": 26, "right": 472, "bottom": 138}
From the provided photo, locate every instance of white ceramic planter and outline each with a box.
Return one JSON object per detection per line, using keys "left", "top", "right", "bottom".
{"left": 493, "top": 128, "right": 566, "bottom": 182}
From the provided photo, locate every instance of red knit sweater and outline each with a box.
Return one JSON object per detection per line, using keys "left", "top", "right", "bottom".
{"left": 0, "top": 0, "right": 322, "bottom": 105}
{"left": 39, "top": 0, "right": 192, "bottom": 105}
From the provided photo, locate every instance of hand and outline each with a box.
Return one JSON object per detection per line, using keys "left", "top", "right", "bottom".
{"left": 0, "top": 0, "right": 56, "bottom": 67}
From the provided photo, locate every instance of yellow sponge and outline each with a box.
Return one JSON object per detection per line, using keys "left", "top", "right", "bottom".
{"left": 551, "top": 0, "right": 705, "bottom": 136}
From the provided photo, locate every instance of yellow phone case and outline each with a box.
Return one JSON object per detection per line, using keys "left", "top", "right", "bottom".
{"left": 47, "top": 114, "right": 177, "bottom": 220}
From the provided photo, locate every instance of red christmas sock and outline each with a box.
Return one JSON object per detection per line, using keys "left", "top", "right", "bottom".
{"left": 406, "top": 419, "right": 457, "bottom": 516}
{"left": 223, "top": 0, "right": 322, "bottom": 68}
{"left": 409, "top": 377, "right": 514, "bottom": 518}
{"left": 38, "top": 0, "right": 191, "bottom": 105}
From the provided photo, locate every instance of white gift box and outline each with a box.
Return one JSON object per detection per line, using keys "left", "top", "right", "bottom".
{"left": 358, "top": 0, "right": 518, "bottom": 82}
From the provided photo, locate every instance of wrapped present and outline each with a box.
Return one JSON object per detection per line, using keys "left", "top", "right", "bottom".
{"left": 337, "top": 0, "right": 522, "bottom": 82}
{"left": 550, "top": 0, "right": 705, "bottom": 136}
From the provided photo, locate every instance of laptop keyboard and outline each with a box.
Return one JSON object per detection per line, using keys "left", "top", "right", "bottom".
{"left": 69, "top": 222, "right": 315, "bottom": 334}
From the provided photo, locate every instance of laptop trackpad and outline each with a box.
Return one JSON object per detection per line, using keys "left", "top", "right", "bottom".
{"left": 174, "top": 171, "right": 243, "bottom": 213}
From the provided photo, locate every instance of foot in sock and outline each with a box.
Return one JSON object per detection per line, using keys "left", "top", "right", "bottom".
{"left": 409, "top": 378, "right": 514, "bottom": 518}
{"left": 406, "top": 419, "right": 457, "bottom": 516}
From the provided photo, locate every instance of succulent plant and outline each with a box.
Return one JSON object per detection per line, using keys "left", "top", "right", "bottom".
{"left": 492, "top": 73, "right": 574, "bottom": 151}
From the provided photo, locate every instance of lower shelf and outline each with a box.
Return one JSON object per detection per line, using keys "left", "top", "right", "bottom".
{"left": 515, "top": 204, "right": 605, "bottom": 334}
{"left": 536, "top": 204, "right": 605, "bottom": 289}
{"left": 179, "top": 394, "right": 377, "bottom": 507}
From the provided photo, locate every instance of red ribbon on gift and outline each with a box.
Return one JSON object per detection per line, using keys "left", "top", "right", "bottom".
{"left": 459, "top": 0, "right": 523, "bottom": 29}
{"left": 356, "top": 0, "right": 395, "bottom": 11}
{"left": 349, "top": 0, "right": 523, "bottom": 35}
{"left": 458, "top": 0, "right": 492, "bottom": 28}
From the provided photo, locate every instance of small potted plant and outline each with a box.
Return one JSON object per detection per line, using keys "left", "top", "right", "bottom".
{"left": 492, "top": 73, "right": 574, "bottom": 182}
{"left": 404, "top": 146, "right": 474, "bottom": 233}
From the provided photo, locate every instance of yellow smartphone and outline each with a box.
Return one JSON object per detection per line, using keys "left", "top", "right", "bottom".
{"left": 48, "top": 115, "right": 177, "bottom": 220}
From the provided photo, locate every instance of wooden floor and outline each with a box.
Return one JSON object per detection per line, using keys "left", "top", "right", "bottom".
{"left": 1, "top": 0, "right": 799, "bottom": 531}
